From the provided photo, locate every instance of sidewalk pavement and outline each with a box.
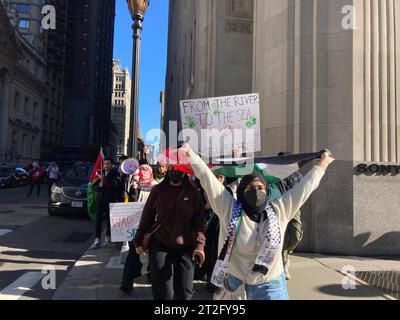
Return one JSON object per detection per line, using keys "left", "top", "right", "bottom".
{"left": 53, "top": 244, "right": 213, "bottom": 300}
{"left": 53, "top": 244, "right": 399, "bottom": 300}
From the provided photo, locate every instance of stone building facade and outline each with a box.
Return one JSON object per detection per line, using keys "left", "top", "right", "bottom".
{"left": 164, "top": 0, "right": 254, "bottom": 135}
{"left": 164, "top": 0, "right": 400, "bottom": 256}
{"left": 0, "top": 2, "right": 46, "bottom": 166}
{"left": 2, "top": 0, "right": 44, "bottom": 50}
{"left": 111, "top": 60, "right": 132, "bottom": 156}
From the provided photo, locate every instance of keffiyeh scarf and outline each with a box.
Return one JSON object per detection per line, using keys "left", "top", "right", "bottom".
{"left": 211, "top": 201, "right": 281, "bottom": 289}
{"left": 138, "top": 165, "right": 155, "bottom": 192}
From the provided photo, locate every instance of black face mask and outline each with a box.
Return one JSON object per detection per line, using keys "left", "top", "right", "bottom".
{"left": 244, "top": 188, "right": 267, "bottom": 209}
{"left": 168, "top": 170, "right": 185, "bottom": 184}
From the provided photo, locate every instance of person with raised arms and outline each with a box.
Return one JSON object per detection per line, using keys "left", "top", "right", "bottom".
{"left": 178, "top": 144, "right": 334, "bottom": 300}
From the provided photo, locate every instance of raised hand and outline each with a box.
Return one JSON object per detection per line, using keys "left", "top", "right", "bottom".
{"left": 179, "top": 143, "right": 193, "bottom": 158}
{"left": 318, "top": 151, "right": 334, "bottom": 171}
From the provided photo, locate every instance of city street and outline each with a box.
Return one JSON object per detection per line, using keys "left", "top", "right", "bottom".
{"left": 1, "top": 0, "right": 400, "bottom": 304}
{"left": 0, "top": 185, "right": 94, "bottom": 300}
{"left": 1, "top": 185, "right": 399, "bottom": 301}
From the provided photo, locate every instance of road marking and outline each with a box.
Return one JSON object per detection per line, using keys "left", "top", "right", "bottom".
{"left": 0, "top": 229, "right": 12, "bottom": 236}
{"left": 0, "top": 272, "right": 45, "bottom": 300}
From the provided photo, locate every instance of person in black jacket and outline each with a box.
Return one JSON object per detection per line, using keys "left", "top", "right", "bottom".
{"left": 91, "top": 158, "right": 121, "bottom": 249}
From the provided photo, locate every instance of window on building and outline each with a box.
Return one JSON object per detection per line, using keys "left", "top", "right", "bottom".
{"left": 19, "top": 19, "right": 30, "bottom": 29}
{"left": 17, "top": 4, "right": 31, "bottom": 14}
{"left": 33, "top": 102, "right": 38, "bottom": 119}
{"left": 14, "top": 92, "right": 20, "bottom": 109}
{"left": 11, "top": 131, "right": 18, "bottom": 148}
{"left": 24, "top": 97, "right": 30, "bottom": 115}
{"left": 31, "top": 136, "right": 36, "bottom": 157}
{"left": 22, "top": 134, "right": 26, "bottom": 157}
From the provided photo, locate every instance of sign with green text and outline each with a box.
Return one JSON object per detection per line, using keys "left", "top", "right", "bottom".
{"left": 180, "top": 93, "right": 261, "bottom": 157}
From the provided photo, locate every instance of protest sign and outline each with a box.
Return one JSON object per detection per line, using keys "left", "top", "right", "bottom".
{"left": 109, "top": 202, "right": 145, "bottom": 242}
{"left": 180, "top": 93, "right": 261, "bottom": 157}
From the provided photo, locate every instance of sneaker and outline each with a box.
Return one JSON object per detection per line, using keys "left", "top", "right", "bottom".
{"left": 91, "top": 238, "right": 101, "bottom": 249}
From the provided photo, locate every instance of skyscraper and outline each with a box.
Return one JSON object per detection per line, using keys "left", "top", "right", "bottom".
{"left": 41, "top": 0, "right": 67, "bottom": 160}
{"left": 63, "top": 0, "right": 116, "bottom": 160}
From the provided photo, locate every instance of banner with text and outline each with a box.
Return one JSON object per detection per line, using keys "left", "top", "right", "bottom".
{"left": 180, "top": 93, "right": 261, "bottom": 157}
{"left": 110, "top": 202, "right": 145, "bottom": 242}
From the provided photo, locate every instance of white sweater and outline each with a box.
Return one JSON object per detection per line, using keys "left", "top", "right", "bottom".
{"left": 190, "top": 153, "right": 325, "bottom": 285}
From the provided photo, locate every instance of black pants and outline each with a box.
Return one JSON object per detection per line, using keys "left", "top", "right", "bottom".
{"left": 27, "top": 181, "right": 40, "bottom": 196}
{"left": 121, "top": 242, "right": 143, "bottom": 288}
{"left": 95, "top": 197, "right": 111, "bottom": 238}
{"left": 149, "top": 239, "right": 195, "bottom": 300}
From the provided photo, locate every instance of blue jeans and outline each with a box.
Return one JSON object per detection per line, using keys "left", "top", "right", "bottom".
{"left": 225, "top": 273, "right": 289, "bottom": 300}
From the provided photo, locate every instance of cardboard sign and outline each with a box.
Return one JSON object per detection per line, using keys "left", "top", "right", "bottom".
{"left": 109, "top": 202, "right": 145, "bottom": 242}
{"left": 180, "top": 93, "right": 261, "bottom": 157}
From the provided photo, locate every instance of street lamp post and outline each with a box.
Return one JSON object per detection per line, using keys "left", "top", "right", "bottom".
{"left": 127, "top": 0, "right": 149, "bottom": 158}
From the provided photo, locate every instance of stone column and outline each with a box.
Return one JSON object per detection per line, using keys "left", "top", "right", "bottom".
{"left": 387, "top": 0, "right": 396, "bottom": 162}
{"left": 0, "top": 69, "right": 11, "bottom": 162}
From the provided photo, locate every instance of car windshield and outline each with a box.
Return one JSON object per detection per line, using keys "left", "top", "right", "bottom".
{"left": 65, "top": 164, "right": 93, "bottom": 180}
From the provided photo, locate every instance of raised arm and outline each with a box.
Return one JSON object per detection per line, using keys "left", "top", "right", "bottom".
{"left": 273, "top": 151, "right": 334, "bottom": 223}
{"left": 180, "top": 144, "right": 234, "bottom": 223}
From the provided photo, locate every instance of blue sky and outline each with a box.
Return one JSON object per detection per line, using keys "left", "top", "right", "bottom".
{"left": 113, "top": 0, "right": 169, "bottom": 146}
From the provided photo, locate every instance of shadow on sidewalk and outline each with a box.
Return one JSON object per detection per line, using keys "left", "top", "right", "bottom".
{"left": 318, "top": 284, "right": 385, "bottom": 298}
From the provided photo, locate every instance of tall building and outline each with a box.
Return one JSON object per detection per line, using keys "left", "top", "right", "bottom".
{"left": 63, "top": 0, "right": 116, "bottom": 160}
{"left": 111, "top": 59, "right": 132, "bottom": 157}
{"left": 164, "top": 0, "right": 400, "bottom": 256}
{"left": 0, "top": 1, "right": 46, "bottom": 165}
{"left": 41, "top": 0, "right": 67, "bottom": 161}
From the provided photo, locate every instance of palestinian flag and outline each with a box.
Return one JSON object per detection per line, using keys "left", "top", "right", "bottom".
{"left": 87, "top": 149, "right": 104, "bottom": 221}
{"left": 157, "top": 146, "right": 325, "bottom": 182}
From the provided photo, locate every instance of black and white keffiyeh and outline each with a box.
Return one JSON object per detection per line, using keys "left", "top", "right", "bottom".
{"left": 211, "top": 201, "right": 281, "bottom": 289}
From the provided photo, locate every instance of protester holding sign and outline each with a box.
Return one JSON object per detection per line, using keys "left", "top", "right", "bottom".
{"left": 179, "top": 144, "right": 334, "bottom": 300}
{"left": 120, "top": 165, "right": 157, "bottom": 295}
{"left": 134, "top": 168, "right": 206, "bottom": 300}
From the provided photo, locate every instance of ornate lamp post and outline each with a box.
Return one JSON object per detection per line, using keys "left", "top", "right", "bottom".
{"left": 127, "top": 0, "right": 149, "bottom": 158}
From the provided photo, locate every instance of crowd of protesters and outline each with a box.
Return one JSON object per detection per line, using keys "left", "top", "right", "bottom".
{"left": 88, "top": 145, "right": 334, "bottom": 301}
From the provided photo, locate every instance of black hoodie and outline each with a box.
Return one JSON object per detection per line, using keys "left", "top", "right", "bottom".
{"left": 236, "top": 171, "right": 268, "bottom": 223}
